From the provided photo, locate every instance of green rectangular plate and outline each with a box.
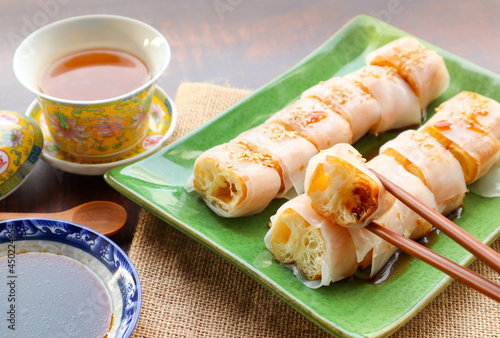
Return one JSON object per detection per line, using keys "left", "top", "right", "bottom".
{"left": 105, "top": 15, "right": 500, "bottom": 338}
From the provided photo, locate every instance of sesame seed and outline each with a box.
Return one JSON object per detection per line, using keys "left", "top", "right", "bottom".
{"left": 236, "top": 149, "right": 275, "bottom": 168}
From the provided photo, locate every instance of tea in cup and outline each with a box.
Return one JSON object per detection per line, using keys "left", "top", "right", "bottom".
{"left": 13, "top": 15, "right": 170, "bottom": 159}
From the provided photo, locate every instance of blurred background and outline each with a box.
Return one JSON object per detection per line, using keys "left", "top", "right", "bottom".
{"left": 1, "top": 0, "right": 499, "bottom": 114}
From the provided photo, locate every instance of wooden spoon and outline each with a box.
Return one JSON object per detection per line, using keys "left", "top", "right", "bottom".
{"left": 0, "top": 201, "right": 127, "bottom": 236}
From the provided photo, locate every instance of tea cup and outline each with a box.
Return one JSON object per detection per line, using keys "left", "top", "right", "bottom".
{"left": 13, "top": 15, "right": 170, "bottom": 159}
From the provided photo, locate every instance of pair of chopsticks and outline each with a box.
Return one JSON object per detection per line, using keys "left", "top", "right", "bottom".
{"left": 366, "top": 170, "right": 500, "bottom": 303}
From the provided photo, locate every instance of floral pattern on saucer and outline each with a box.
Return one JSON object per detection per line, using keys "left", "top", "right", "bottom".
{"left": 26, "top": 87, "right": 176, "bottom": 176}
{"left": 0, "top": 111, "right": 43, "bottom": 199}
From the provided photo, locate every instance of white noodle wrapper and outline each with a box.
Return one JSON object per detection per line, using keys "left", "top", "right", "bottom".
{"left": 469, "top": 163, "right": 500, "bottom": 198}
{"left": 320, "top": 217, "right": 359, "bottom": 286}
{"left": 348, "top": 227, "right": 382, "bottom": 263}
{"left": 283, "top": 263, "right": 324, "bottom": 289}
{"left": 368, "top": 154, "right": 437, "bottom": 238}
{"left": 184, "top": 172, "right": 195, "bottom": 193}
{"left": 301, "top": 77, "right": 381, "bottom": 142}
{"left": 267, "top": 97, "right": 353, "bottom": 150}
{"left": 346, "top": 65, "right": 421, "bottom": 134}
{"left": 192, "top": 142, "right": 282, "bottom": 217}
{"left": 235, "top": 123, "right": 318, "bottom": 199}
{"left": 442, "top": 91, "right": 500, "bottom": 140}
{"left": 381, "top": 130, "right": 466, "bottom": 215}
{"left": 366, "top": 37, "right": 450, "bottom": 110}
{"left": 368, "top": 197, "right": 436, "bottom": 278}
{"left": 369, "top": 204, "right": 404, "bottom": 277}
{"left": 368, "top": 155, "right": 437, "bottom": 276}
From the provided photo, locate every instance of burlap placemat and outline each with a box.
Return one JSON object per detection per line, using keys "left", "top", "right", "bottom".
{"left": 128, "top": 83, "right": 500, "bottom": 338}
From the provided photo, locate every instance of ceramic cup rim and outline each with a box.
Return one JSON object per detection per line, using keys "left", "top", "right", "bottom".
{"left": 13, "top": 14, "right": 171, "bottom": 105}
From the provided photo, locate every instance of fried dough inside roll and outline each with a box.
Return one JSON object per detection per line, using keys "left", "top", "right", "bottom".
{"left": 308, "top": 159, "right": 377, "bottom": 226}
{"left": 366, "top": 37, "right": 450, "bottom": 110}
{"left": 193, "top": 142, "right": 282, "bottom": 217}
{"left": 265, "top": 194, "right": 358, "bottom": 284}
{"left": 423, "top": 103, "right": 500, "bottom": 183}
{"left": 270, "top": 208, "right": 326, "bottom": 280}
{"left": 194, "top": 157, "right": 247, "bottom": 206}
{"left": 305, "top": 144, "right": 393, "bottom": 228}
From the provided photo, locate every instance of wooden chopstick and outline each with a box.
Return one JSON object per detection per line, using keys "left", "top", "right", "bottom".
{"left": 370, "top": 169, "right": 500, "bottom": 274}
{"left": 365, "top": 222, "right": 500, "bottom": 302}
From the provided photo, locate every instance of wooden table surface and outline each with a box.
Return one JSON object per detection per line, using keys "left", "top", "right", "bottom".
{"left": 0, "top": 0, "right": 499, "bottom": 251}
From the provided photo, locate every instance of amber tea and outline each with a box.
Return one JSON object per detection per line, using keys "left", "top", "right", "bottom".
{"left": 39, "top": 48, "right": 151, "bottom": 101}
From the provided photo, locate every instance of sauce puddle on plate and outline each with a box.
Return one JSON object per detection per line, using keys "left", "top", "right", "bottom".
{"left": 0, "top": 252, "right": 112, "bottom": 337}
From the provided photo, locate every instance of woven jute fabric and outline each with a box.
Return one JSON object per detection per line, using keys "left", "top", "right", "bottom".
{"left": 128, "top": 83, "right": 500, "bottom": 338}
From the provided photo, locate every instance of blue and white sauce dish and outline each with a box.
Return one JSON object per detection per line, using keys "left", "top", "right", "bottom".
{"left": 0, "top": 219, "right": 141, "bottom": 337}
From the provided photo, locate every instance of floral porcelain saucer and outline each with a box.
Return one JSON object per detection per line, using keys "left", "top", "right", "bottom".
{"left": 0, "top": 110, "right": 43, "bottom": 200}
{"left": 26, "top": 86, "right": 177, "bottom": 175}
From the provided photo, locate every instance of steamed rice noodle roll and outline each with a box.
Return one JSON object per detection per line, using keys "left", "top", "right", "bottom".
{"left": 346, "top": 65, "right": 422, "bottom": 134}
{"left": 337, "top": 153, "right": 437, "bottom": 264}
{"left": 380, "top": 130, "right": 467, "bottom": 215}
{"left": 367, "top": 154, "right": 437, "bottom": 238}
{"left": 301, "top": 77, "right": 381, "bottom": 142}
{"left": 422, "top": 98, "right": 500, "bottom": 183}
{"left": 304, "top": 143, "right": 394, "bottom": 228}
{"left": 192, "top": 142, "right": 282, "bottom": 217}
{"left": 367, "top": 198, "right": 433, "bottom": 277}
{"left": 443, "top": 91, "right": 500, "bottom": 140}
{"left": 367, "top": 154, "right": 437, "bottom": 276}
{"left": 366, "top": 37, "right": 450, "bottom": 110}
{"left": 234, "top": 123, "right": 318, "bottom": 199}
{"left": 265, "top": 194, "right": 358, "bottom": 286}
{"left": 367, "top": 204, "right": 404, "bottom": 277}
{"left": 266, "top": 98, "right": 353, "bottom": 150}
